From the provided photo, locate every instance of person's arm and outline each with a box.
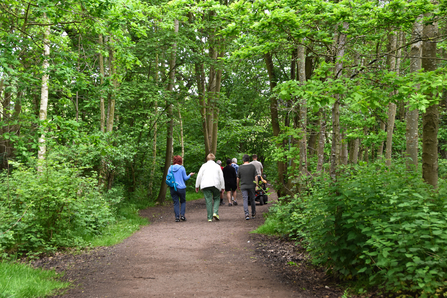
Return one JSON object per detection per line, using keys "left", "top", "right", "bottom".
{"left": 195, "top": 165, "right": 203, "bottom": 191}
{"left": 237, "top": 177, "right": 240, "bottom": 190}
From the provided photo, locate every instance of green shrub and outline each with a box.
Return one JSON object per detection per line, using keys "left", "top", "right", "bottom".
{"left": 263, "top": 162, "right": 447, "bottom": 297}
{"left": 0, "top": 160, "right": 115, "bottom": 257}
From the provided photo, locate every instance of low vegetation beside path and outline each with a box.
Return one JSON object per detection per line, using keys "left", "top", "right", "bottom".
{"left": 257, "top": 161, "right": 447, "bottom": 298}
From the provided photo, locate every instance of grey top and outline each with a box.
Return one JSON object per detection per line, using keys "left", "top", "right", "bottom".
{"left": 250, "top": 160, "right": 263, "bottom": 176}
{"left": 237, "top": 163, "right": 257, "bottom": 190}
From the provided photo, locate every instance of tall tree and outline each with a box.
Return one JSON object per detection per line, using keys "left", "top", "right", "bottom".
{"left": 421, "top": 15, "right": 439, "bottom": 187}
{"left": 157, "top": 19, "right": 179, "bottom": 204}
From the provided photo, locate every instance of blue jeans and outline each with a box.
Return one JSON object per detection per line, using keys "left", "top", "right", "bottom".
{"left": 170, "top": 187, "right": 186, "bottom": 218}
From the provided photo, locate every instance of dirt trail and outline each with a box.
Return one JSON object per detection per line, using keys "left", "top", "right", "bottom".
{"left": 39, "top": 191, "right": 341, "bottom": 298}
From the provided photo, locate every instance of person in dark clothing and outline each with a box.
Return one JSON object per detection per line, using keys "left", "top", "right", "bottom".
{"left": 222, "top": 159, "right": 238, "bottom": 206}
{"left": 169, "top": 155, "right": 195, "bottom": 222}
{"left": 237, "top": 154, "right": 258, "bottom": 220}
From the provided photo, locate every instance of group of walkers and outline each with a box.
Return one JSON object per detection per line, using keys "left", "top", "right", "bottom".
{"left": 167, "top": 153, "right": 264, "bottom": 222}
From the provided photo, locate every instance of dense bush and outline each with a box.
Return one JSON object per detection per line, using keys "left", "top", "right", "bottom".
{"left": 263, "top": 162, "right": 447, "bottom": 297}
{"left": 0, "top": 160, "right": 118, "bottom": 257}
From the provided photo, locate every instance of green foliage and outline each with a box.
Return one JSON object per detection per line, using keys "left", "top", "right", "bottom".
{"left": 0, "top": 261, "right": 69, "bottom": 298}
{"left": 262, "top": 162, "right": 447, "bottom": 297}
{"left": 0, "top": 160, "right": 115, "bottom": 257}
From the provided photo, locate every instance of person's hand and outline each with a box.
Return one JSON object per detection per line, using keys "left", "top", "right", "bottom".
{"left": 189, "top": 172, "right": 195, "bottom": 176}
{"left": 221, "top": 189, "right": 225, "bottom": 194}
{"left": 195, "top": 187, "right": 199, "bottom": 193}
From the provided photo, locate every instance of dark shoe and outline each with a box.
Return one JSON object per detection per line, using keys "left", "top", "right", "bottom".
{"left": 233, "top": 201, "right": 238, "bottom": 206}
{"left": 245, "top": 215, "right": 250, "bottom": 220}
{"left": 175, "top": 218, "right": 180, "bottom": 222}
{"left": 180, "top": 216, "right": 186, "bottom": 221}
{"left": 228, "top": 203, "right": 233, "bottom": 206}
{"left": 252, "top": 214, "right": 256, "bottom": 219}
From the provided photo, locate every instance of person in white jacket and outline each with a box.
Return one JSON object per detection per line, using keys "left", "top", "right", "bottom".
{"left": 195, "top": 153, "right": 225, "bottom": 222}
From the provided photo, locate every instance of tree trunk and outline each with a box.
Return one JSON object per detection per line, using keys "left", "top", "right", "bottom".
{"left": 330, "top": 22, "right": 348, "bottom": 181}
{"left": 297, "top": 45, "right": 307, "bottom": 175}
{"left": 38, "top": 16, "right": 50, "bottom": 169}
{"left": 148, "top": 54, "right": 159, "bottom": 198}
{"left": 316, "top": 114, "right": 326, "bottom": 172}
{"left": 264, "top": 53, "right": 286, "bottom": 196}
{"left": 106, "top": 45, "right": 117, "bottom": 133}
{"left": 385, "top": 32, "right": 398, "bottom": 167}
{"left": 157, "top": 19, "right": 179, "bottom": 204}
{"left": 406, "top": 18, "right": 422, "bottom": 170}
{"left": 99, "top": 34, "right": 106, "bottom": 133}
{"left": 421, "top": 16, "right": 439, "bottom": 187}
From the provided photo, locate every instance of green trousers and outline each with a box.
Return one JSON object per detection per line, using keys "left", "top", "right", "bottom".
{"left": 202, "top": 187, "right": 221, "bottom": 220}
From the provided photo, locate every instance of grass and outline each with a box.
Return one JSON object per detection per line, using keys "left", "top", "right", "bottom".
{"left": 85, "top": 203, "right": 149, "bottom": 247}
{"left": 0, "top": 262, "right": 70, "bottom": 298}
{"left": 251, "top": 216, "right": 278, "bottom": 235}
{"left": 185, "top": 190, "right": 204, "bottom": 201}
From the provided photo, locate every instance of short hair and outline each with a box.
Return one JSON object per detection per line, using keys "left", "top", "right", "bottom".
{"left": 217, "top": 160, "right": 222, "bottom": 165}
{"left": 226, "top": 158, "right": 232, "bottom": 165}
{"left": 232, "top": 158, "right": 237, "bottom": 163}
{"left": 242, "top": 154, "right": 250, "bottom": 162}
{"left": 206, "top": 153, "right": 215, "bottom": 161}
{"left": 173, "top": 155, "right": 183, "bottom": 165}
{"left": 252, "top": 154, "right": 258, "bottom": 159}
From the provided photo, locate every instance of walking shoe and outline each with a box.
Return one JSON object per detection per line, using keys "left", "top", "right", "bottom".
{"left": 208, "top": 219, "right": 212, "bottom": 222}
{"left": 245, "top": 215, "right": 250, "bottom": 220}
{"left": 252, "top": 214, "right": 256, "bottom": 219}
{"left": 228, "top": 203, "right": 233, "bottom": 206}
{"left": 233, "top": 201, "right": 238, "bottom": 206}
{"left": 180, "top": 216, "right": 186, "bottom": 221}
{"left": 213, "top": 214, "right": 220, "bottom": 221}
{"left": 175, "top": 218, "right": 180, "bottom": 222}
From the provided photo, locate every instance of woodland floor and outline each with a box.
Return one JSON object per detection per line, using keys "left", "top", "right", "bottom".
{"left": 32, "top": 190, "right": 346, "bottom": 298}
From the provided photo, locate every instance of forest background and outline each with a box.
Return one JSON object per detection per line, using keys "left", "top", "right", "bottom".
{"left": 1, "top": 0, "right": 447, "bottom": 296}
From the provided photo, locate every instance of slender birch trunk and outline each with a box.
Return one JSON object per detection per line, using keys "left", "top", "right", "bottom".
{"left": 297, "top": 45, "right": 307, "bottom": 175}
{"left": 385, "top": 33, "right": 397, "bottom": 167}
{"left": 406, "top": 18, "right": 422, "bottom": 170}
{"left": 99, "top": 34, "right": 106, "bottom": 133}
{"left": 38, "top": 15, "right": 50, "bottom": 169}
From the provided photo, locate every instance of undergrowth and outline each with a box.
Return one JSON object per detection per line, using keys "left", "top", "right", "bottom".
{"left": 258, "top": 161, "right": 447, "bottom": 297}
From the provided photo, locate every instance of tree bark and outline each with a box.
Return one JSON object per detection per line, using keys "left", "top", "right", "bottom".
{"left": 421, "top": 16, "right": 439, "bottom": 187}
{"left": 148, "top": 54, "right": 159, "bottom": 198}
{"left": 99, "top": 34, "right": 106, "bottom": 133}
{"left": 157, "top": 19, "right": 179, "bottom": 204}
{"left": 406, "top": 18, "right": 422, "bottom": 170}
{"left": 264, "top": 53, "right": 286, "bottom": 195}
{"left": 297, "top": 45, "right": 307, "bottom": 175}
{"left": 330, "top": 22, "right": 348, "bottom": 181}
{"left": 38, "top": 15, "right": 50, "bottom": 169}
{"left": 385, "top": 32, "right": 398, "bottom": 167}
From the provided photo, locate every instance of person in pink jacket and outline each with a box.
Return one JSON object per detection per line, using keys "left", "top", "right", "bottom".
{"left": 195, "top": 153, "right": 225, "bottom": 222}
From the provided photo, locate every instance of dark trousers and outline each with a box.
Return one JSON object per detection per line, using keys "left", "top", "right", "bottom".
{"left": 170, "top": 187, "right": 186, "bottom": 218}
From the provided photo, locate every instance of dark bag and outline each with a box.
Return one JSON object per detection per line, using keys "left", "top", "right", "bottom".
{"left": 165, "top": 166, "right": 177, "bottom": 190}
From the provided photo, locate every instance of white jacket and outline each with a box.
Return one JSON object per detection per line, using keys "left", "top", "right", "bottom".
{"left": 195, "top": 160, "right": 225, "bottom": 190}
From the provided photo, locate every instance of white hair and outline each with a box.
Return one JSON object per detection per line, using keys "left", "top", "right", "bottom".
{"left": 232, "top": 158, "right": 237, "bottom": 163}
